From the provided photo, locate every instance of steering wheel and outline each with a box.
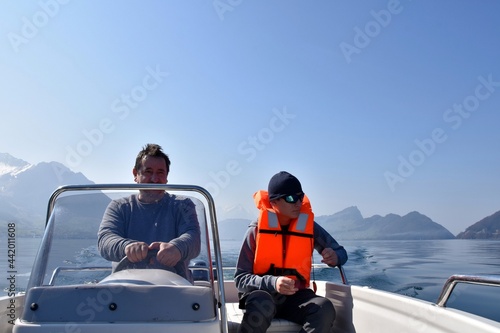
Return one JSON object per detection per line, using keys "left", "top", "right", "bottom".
{"left": 114, "top": 249, "right": 176, "bottom": 273}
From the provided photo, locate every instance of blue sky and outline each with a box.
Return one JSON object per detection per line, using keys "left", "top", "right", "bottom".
{"left": 1, "top": 1, "right": 499, "bottom": 235}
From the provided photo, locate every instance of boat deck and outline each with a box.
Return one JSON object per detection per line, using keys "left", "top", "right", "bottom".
{"left": 219, "top": 279, "right": 500, "bottom": 333}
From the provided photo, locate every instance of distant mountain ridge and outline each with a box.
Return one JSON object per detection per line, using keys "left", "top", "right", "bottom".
{"left": 316, "top": 206, "right": 455, "bottom": 240}
{"left": 218, "top": 206, "right": 456, "bottom": 241}
{"left": 456, "top": 211, "right": 500, "bottom": 239}
{"left": 0, "top": 152, "right": 499, "bottom": 240}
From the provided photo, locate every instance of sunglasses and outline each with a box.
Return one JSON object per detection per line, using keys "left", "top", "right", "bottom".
{"left": 282, "top": 193, "right": 304, "bottom": 204}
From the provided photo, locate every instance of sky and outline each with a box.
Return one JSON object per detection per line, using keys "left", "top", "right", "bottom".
{"left": 1, "top": 1, "right": 499, "bottom": 235}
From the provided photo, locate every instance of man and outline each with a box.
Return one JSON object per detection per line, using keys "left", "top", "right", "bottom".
{"left": 234, "top": 171, "right": 348, "bottom": 333}
{"left": 97, "top": 143, "right": 201, "bottom": 282}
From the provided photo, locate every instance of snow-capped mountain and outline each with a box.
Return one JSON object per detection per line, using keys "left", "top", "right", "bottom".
{"left": 217, "top": 203, "right": 256, "bottom": 221}
{"left": 0, "top": 153, "right": 94, "bottom": 236}
{"left": 0, "top": 153, "right": 32, "bottom": 177}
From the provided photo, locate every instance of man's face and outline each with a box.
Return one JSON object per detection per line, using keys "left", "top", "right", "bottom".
{"left": 133, "top": 155, "right": 168, "bottom": 184}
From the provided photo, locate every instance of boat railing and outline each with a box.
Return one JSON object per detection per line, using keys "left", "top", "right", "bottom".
{"left": 312, "top": 263, "right": 349, "bottom": 285}
{"left": 220, "top": 264, "right": 349, "bottom": 286}
{"left": 436, "top": 274, "right": 500, "bottom": 307}
{"left": 337, "top": 265, "right": 348, "bottom": 285}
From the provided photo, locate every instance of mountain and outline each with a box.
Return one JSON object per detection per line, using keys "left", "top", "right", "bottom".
{"left": 316, "top": 206, "right": 455, "bottom": 240}
{"left": 49, "top": 193, "right": 111, "bottom": 238}
{"left": 217, "top": 206, "right": 455, "bottom": 241}
{"left": 218, "top": 218, "right": 252, "bottom": 241}
{"left": 456, "top": 211, "right": 500, "bottom": 239}
{"left": 218, "top": 204, "right": 256, "bottom": 221}
{"left": 0, "top": 153, "right": 94, "bottom": 236}
{"left": 0, "top": 153, "right": 31, "bottom": 176}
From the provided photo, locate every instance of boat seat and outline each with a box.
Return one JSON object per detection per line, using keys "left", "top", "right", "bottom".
{"left": 226, "top": 302, "right": 301, "bottom": 333}
{"left": 221, "top": 281, "right": 301, "bottom": 333}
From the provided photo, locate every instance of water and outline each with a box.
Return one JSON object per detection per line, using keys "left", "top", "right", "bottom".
{"left": 2, "top": 238, "right": 500, "bottom": 321}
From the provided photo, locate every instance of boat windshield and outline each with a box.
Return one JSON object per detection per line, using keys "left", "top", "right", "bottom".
{"left": 26, "top": 185, "right": 216, "bottom": 290}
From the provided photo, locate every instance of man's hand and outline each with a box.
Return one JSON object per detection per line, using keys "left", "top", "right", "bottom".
{"left": 149, "top": 242, "right": 181, "bottom": 267}
{"left": 321, "top": 248, "right": 339, "bottom": 266}
{"left": 125, "top": 242, "right": 149, "bottom": 262}
{"left": 275, "top": 276, "right": 298, "bottom": 295}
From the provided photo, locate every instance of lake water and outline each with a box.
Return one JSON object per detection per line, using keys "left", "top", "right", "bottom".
{"left": 2, "top": 238, "right": 500, "bottom": 321}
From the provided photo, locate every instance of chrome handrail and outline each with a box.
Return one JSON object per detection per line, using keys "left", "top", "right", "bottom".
{"left": 338, "top": 265, "right": 348, "bottom": 285}
{"left": 311, "top": 263, "right": 349, "bottom": 285}
{"left": 217, "top": 264, "right": 349, "bottom": 287}
{"left": 436, "top": 274, "right": 500, "bottom": 307}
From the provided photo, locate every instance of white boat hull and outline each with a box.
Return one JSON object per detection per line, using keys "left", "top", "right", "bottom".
{"left": 222, "top": 280, "right": 500, "bottom": 333}
{"left": 3, "top": 280, "right": 500, "bottom": 333}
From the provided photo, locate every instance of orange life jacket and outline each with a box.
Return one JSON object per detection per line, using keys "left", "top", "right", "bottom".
{"left": 253, "top": 190, "right": 314, "bottom": 288}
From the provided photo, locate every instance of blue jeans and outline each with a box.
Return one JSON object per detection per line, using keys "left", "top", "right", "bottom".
{"left": 238, "top": 289, "right": 335, "bottom": 333}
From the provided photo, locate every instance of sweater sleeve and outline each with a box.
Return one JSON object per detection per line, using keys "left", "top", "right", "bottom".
{"left": 313, "top": 222, "right": 348, "bottom": 266}
{"left": 97, "top": 199, "right": 135, "bottom": 262}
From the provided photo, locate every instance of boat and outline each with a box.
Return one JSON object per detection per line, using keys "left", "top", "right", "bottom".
{"left": 1, "top": 183, "right": 500, "bottom": 333}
